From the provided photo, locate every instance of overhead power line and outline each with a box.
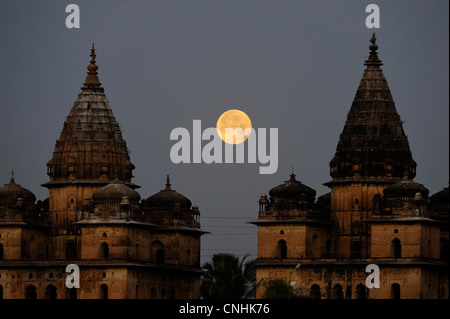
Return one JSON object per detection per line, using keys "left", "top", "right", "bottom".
{"left": 205, "top": 233, "right": 258, "bottom": 235}
{"left": 202, "top": 217, "right": 254, "bottom": 220}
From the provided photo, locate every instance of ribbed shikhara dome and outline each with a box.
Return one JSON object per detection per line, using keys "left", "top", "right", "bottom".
{"left": 329, "top": 34, "right": 416, "bottom": 181}
{"left": 45, "top": 45, "right": 135, "bottom": 184}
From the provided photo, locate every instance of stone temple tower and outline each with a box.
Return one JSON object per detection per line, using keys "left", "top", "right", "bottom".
{"left": 42, "top": 45, "right": 137, "bottom": 259}
{"left": 324, "top": 33, "right": 416, "bottom": 259}
{"left": 1, "top": 45, "right": 206, "bottom": 299}
{"left": 251, "top": 34, "right": 447, "bottom": 299}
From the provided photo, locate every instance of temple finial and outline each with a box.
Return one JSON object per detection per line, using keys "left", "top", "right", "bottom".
{"left": 10, "top": 170, "right": 15, "bottom": 183}
{"left": 81, "top": 43, "right": 103, "bottom": 91}
{"left": 370, "top": 33, "right": 377, "bottom": 49}
{"left": 403, "top": 169, "right": 410, "bottom": 180}
{"left": 165, "top": 175, "right": 171, "bottom": 190}
{"left": 90, "top": 43, "right": 96, "bottom": 64}
{"left": 113, "top": 169, "right": 119, "bottom": 183}
{"left": 364, "top": 33, "right": 383, "bottom": 67}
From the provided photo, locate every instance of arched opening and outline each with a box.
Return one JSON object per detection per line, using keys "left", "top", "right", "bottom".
{"left": 156, "top": 249, "right": 165, "bottom": 263}
{"left": 135, "top": 243, "right": 140, "bottom": 260}
{"left": 351, "top": 241, "right": 361, "bottom": 259}
{"left": 187, "top": 249, "right": 192, "bottom": 265}
{"left": 391, "top": 238, "right": 401, "bottom": 259}
{"left": 280, "top": 230, "right": 284, "bottom": 235}
{"left": 25, "top": 285, "right": 37, "bottom": 299}
{"left": 100, "top": 284, "right": 108, "bottom": 299}
{"left": 101, "top": 242, "right": 109, "bottom": 259}
{"left": 102, "top": 232, "right": 107, "bottom": 238}
{"left": 66, "top": 288, "right": 77, "bottom": 300}
{"left": 66, "top": 241, "right": 76, "bottom": 259}
{"left": 0, "top": 243, "right": 4, "bottom": 260}
{"left": 45, "top": 285, "right": 57, "bottom": 299}
{"left": 428, "top": 239, "right": 432, "bottom": 254}
{"left": 356, "top": 283, "right": 366, "bottom": 299}
{"left": 346, "top": 286, "right": 352, "bottom": 299}
{"left": 277, "top": 240, "right": 287, "bottom": 259}
{"left": 26, "top": 236, "right": 37, "bottom": 259}
{"left": 311, "top": 234, "right": 320, "bottom": 258}
{"left": 441, "top": 238, "right": 449, "bottom": 261}
{"left": 326, "top": 239, "right": 331, "bottom": 258}
{"left": 331, "top": 284, "right": 344, "bottom": 299}
{"left": 391, "top": 283, "right": 400, "bottom": 299}
{"left": 394, "top": 229, "right": 398, "bottom": 234}
{"left": 310, "top": 284, "right": 321, "bottom": 299}
{"left": 151, "top": 241, "right": 165, "bottom": 263}
{"left": 28, "top": 273, "right": 33, "bottom": 279}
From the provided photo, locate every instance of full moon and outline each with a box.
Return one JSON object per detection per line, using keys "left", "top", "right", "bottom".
{"left": 216, "top": 109, "right": 252, "bottom": 144}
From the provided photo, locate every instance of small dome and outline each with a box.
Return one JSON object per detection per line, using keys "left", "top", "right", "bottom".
{"left": 317, "top": 192, "right": 331, "bottom": 203}
{"left": 269, "top": 173, "right": 316, "bottom": 201}
{"left": 317, "top": 191, "right": 331, "bottom": 204}
{"left": 383, "top": 176, "right": 429, "bottom": 200}
{"left": 430, "top": 186, "right": 449, "bottom": 213}
{"left": 0, "top": 171, "right": 36, "bottom": 204}
{"left": 146, "top": 175, "right": 192, "bottom": 209}
{"left": 430, "top": 186, "right": 449, "bottom": 202}
{"left": 92, "top": 181, "right": 141, "bottom": 202}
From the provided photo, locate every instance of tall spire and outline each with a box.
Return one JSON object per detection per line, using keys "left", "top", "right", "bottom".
{"left": 328, "top": 34, "right": 416, "bottom": 182}
{"left": 165, "top": 175, "right": 172, "bottom": 190}
{"left": 364, "top": 33, "right": 383, "bottom": 67}
{"left": 289, "top": 173, "right": 297, "bottom": 182}
{"left": 81, "top": 43, "right": 103, "bottom": 92}
{"left": 44, "top": 44, "right": 136, "bottom": 186}
{"left": 9, "top": 170, "right": 15, "bottom": 185}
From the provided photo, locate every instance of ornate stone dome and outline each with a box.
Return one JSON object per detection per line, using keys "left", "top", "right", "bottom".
{"left": 430, "top": 186, "right": 449, "bottom": 202}
{"left": 269, "top": 173, "right": 316, "bottom": 202}
{"left": 145, "top": 176, "right": 192, "bottom": 209}
{"left": 317, "top": 192, "right": 331, "bottom": 209}
{"left": 382, "top": 173, "right": 429, "bottom": 209}
{"left": 0, "top": 171, "right": 36, "bottom": 204}
{"left": 383, "top": 175, "right": 429, "bottom": 200}
{"left": 430, "top": 186, "right": 449, "bottom": 214}
{"left": 92, "top": 180, "right": 141, "bottom": 202}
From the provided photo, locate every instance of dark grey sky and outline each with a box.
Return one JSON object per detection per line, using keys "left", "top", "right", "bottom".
{"left": 0, "top": 1, "right": 448, "bottom": 264}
